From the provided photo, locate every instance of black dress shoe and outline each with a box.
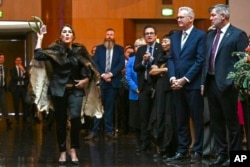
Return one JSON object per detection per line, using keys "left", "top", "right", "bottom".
{"left": 190, "top": 152, "right": 202, "bottom": 163}
{"left": 84, "top": 133, "right": 96, "bottom": 140}
{"left": 58, "top": 160, "right": 67, "bottom": 166}
{"left": 165, "top": 152, "right": 190, "bottom": 162}
{"left": 211, "top": 156, "right": 228, "bottom": 166}
{"left": 71, "top": 159, "right": 79, "bottom": 165}
{"left": 153, "top": 151, "right": 166, "bottom": 159}
{"left": 105, "top": 133, "right": 116, "bottom": 141}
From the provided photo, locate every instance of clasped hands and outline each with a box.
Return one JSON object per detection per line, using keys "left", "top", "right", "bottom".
{"left": 102, "top": 73, "right": 112, "bottom": 82}
{"left": 171, "top": 78, "right": 187, "bottom": 90}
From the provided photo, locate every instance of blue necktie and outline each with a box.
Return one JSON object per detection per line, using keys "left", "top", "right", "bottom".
{"left": 149, "top": 46, "right": 152, "bottom": 55}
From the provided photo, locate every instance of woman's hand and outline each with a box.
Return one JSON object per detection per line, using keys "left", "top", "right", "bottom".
{"left": 37, "top": 32, "right": 44, "bottom": 40}
{"left": 35, "top": 33, "right": 44, "bottom": 49}
{"left": 74, "top": 78, "right": 90, "bottom": 89}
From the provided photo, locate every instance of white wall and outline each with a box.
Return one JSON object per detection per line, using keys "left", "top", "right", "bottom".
{"left": 230, "top": 0, "right": 250, "bottom": 35}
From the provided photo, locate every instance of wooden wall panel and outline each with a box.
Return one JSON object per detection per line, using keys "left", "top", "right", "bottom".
{"left": 73, "top": 19, "right": 125, "bottom": 53}
{"left": 0, "top": 0, "right": 41, "bottom": 20}
{"left": 41, "top": 0, "right": 72, "bottom": 47}
{"left": 123, "top": 19, "right": 136, "bottom": 46}
{"left": 72, "top": 0, "right": 225, "bottom": 19}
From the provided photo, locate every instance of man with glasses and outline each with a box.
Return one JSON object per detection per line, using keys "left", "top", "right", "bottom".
{"left": 164, "top": 7, "right": 206, "bottom": 164}
{"left": 134, "top": 25, "right": 162, "bottom": 152}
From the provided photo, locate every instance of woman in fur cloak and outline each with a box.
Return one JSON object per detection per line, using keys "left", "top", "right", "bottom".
{"left": 32, "top": 24, "right": 102, "bottom": 165}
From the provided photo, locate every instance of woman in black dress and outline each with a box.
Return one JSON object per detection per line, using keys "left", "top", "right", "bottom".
{"left": 149, "top": 34, "right": 177, "bottom": 159}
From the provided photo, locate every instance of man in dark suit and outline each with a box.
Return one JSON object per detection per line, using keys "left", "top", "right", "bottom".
{"left": 9, "top": 57, "right": 29, "bottom": 122}
{"left": 0, "top": 53, "right": 12, "bottom": 128}
{"left": 202, "top": 4, "right": 248, "bottom": 166}
{"left": 165, "top": 7, "right": 206, "bottom": 164}
{"left": 85, "top": 28, "right": 124, "bottom": 140}
{"left": 134, "top": 25, "right": 163, "bottom": 151}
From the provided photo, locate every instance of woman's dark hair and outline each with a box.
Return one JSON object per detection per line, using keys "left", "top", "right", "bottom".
{"left": 59, "top": 24, "right": 75, "bottom": 37}
{"left": 162, "top": 34, "right": 171, "bottom": 39}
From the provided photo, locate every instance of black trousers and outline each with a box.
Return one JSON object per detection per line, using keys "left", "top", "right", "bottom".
{"left": 12, "top": 86, "right": 29, "bottom": 120}
{"left": 52, "top": 89, "right": 83, "bottom": 152}
{"left": 206, "top": 75, "right": 241, "bottom": 157}
{"left": 138, "top": 82, "right": 153, "bottom": 148}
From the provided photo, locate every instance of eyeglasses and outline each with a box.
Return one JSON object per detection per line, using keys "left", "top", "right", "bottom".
{"left": 176, "top": 16, "right": 190, "bottom": 20}
{"left": 144, "top": 32, "right": 155, "bottom": 36}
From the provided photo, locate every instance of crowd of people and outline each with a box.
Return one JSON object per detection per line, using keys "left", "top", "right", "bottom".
{"left": 0, "top": 3, "right": 249, "bottom": 166}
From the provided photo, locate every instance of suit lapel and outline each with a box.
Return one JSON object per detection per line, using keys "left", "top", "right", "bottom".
{"left": 176, "top": 31, "right": 182, "bottom": 53}
{"left": 217, "top": 26, "right": 233, "bottom": 54}
{"left": 181, "top": 28, "right": 196, "bottom": 51}
{"left": 153, "top": 43, "right": 160, "bottom": 58}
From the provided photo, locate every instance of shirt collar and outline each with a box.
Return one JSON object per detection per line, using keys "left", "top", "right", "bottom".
{"left": 183, "top": 25, "right": 194, "bottom": 35}
{"left": 220, "top": 23, "right": 230, "bottom": 34}
{"left": 148, "top": 42, "right": 156, "bottom": 49}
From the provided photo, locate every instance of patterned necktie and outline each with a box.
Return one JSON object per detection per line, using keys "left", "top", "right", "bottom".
{"left": 209, "top": 30, "right": 221, "bottom": 74}
{"left": 181, "top": 32, "right": 188, "bottom": 49}
{"left": 18, "top": 68, "right": 24, "bottom": 85}
{"left": 105, "top": 49, "right": 111, "bottom": 72}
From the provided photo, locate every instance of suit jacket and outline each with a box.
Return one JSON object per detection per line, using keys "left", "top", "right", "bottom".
{"left": 168, "top": 27, "right": 206, "bottom": 89}
{"left": 134, "top": 42, "right": 163, "bottom": 91}
{"left": 0, "top": 66, "right": 8, "bottom": 91}
{"left": 202, "top": 25, "right": 248, "bottom": 92}
{"left": 93, "top": 44, "right": 124, "bottom": 89}
{"left": 9, "top": 66, "right": 29, "bottom": 92}
{"left": 125, "top": 55, "right": 138, "bottom": 100}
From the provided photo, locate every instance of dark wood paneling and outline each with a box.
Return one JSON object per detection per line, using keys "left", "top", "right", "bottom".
{"left": 41, "top": 0, "right": 72, "bottom": 47}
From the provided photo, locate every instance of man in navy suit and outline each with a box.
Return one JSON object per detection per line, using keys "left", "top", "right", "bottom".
{"left": 134, "top": 25, "right": 163, "bottom": 151}
{"left": 202, "top": 4, "right": 248, "bottom": 166}
{"left": 85, "top": 28, "right": 124, "bottom": 140}
{"left": 165, "top": 7, "right": 205, "bottom": 164}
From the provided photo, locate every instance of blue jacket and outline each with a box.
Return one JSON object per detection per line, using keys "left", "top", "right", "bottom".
{"left": 125, "top": 55, "right": 138, "bottom": 100}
